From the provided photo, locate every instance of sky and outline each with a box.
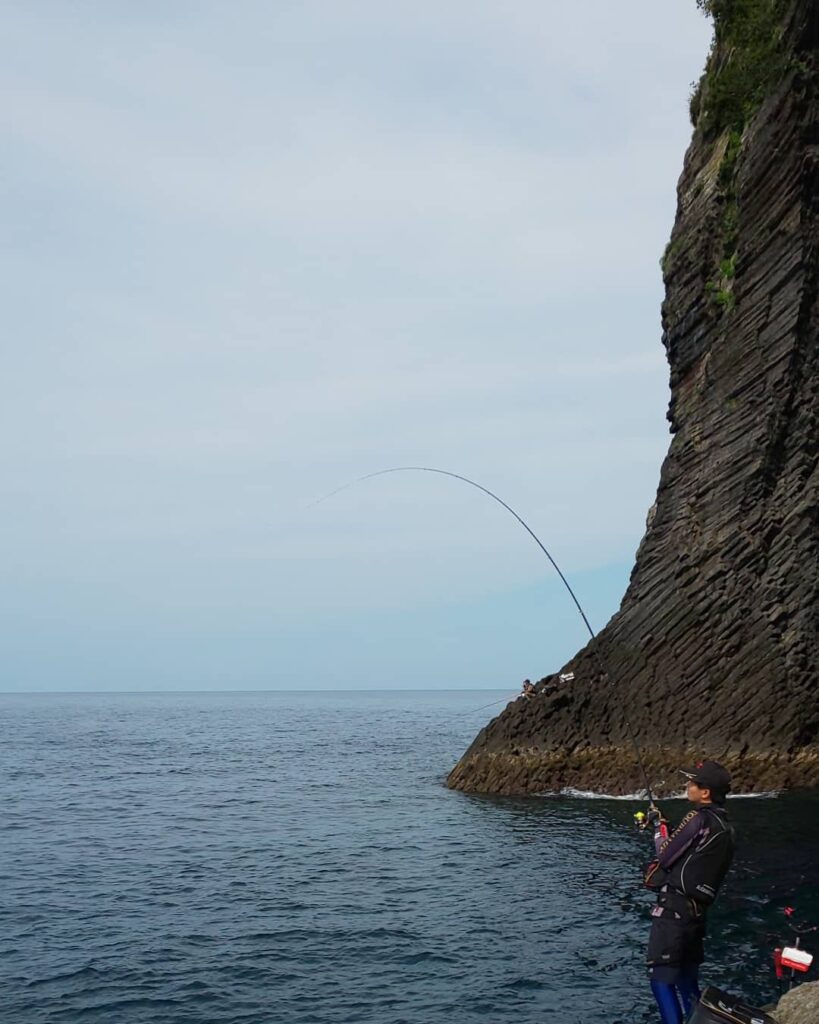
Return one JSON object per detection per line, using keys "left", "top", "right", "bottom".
{"left": 1, "top": 2, "right": 713, "bottom": 692}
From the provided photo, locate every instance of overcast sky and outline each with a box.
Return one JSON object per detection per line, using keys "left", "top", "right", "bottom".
{"left": 1, "top": 2, "right": 712, "bottom": 691}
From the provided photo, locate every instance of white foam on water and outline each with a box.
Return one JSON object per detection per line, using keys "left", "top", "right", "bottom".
{"left": 558, "top": 788, "right": 648, "bottom": 800}
{"left": 551, "top": 788, "right": 781, "bottom": 801}
{"left": 728, "top": 790, "right": 781, "bottom": 799}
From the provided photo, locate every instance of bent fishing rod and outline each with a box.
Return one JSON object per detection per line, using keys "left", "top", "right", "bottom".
{"left": 310, "top": 465, "right": 657, "bottom": 804}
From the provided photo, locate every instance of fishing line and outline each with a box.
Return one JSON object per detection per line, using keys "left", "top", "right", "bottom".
{"left": 310, "top": 465, "right": 655, "bottom": 801}
{"left": 464, "top": 692, "right": 520, "bottom": 715}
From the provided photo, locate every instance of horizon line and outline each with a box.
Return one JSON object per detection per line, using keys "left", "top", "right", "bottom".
{"left": 0, "top": 686, "right": 513, "bottom": 695}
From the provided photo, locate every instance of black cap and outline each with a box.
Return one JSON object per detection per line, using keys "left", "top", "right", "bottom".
{"left": 680, "top": 759, "right": 731, "bottom": 795}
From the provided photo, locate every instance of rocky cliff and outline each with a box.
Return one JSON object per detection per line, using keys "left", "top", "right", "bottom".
{"left": 449, "top": 0, "right": 819, "bottom": 796}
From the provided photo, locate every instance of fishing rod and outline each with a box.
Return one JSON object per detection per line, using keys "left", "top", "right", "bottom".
{"left": 465, "top": 692, "right": 520, "bottom": 715}
{"left": 310, "top": 465, "right": 657, "bottom": 803}
{"left": 310, "top": 466, "right": 595, "bottom": 636}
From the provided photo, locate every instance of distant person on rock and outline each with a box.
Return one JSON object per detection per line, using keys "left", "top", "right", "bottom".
{"left": 520, "top": 679, "right": 535, "bottom": 699}
{"left": 643, "top": 760, "right": 735, "bottom": 1024}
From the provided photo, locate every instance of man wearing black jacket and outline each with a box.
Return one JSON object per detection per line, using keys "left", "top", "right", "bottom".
{"left": 644, "top": 760, "right": 735, "bottom": 1024}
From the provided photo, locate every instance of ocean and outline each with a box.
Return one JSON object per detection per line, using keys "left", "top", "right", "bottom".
{"left": 2, "top": 690, "right": 817, "bottom": 1023}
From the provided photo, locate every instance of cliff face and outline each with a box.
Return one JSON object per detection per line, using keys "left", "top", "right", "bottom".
{"left": 449, "top": 0, "right": 819, "bottom": 796}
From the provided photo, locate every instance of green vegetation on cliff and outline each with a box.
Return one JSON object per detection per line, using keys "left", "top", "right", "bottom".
{"left": 686, "top": 1, "right": 795, "bottom": 313}
{"left": 691, "top": 0, "right": 792, "bottom": 134}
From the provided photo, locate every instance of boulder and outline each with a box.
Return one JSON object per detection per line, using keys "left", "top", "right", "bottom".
{"left": 772, "top": 981, "right": 819, "bottom": 1024}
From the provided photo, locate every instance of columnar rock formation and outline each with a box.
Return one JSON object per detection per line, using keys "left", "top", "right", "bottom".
{"left": 449, "top": 0, "right": 819, "bottom": 796}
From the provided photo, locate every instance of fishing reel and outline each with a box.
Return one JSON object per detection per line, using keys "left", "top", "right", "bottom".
{"left": 634, "top": 804, "right": 668, "bottom": 837}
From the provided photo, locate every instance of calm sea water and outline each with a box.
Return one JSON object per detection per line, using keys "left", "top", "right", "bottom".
{"left": 2, "top": 690, "right": 817, "bottom": 1024}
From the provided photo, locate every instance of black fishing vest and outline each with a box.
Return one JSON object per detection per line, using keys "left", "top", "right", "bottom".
{"left": 667, "top": 805, "right": 735, "bottom": 906}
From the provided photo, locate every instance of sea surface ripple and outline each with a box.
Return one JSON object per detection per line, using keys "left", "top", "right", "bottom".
{"left": 2, "top": 690, "right": 817, "bottom": 1023}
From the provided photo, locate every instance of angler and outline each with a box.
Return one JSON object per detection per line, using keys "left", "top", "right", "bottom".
{"left": 642, "top": 760, "right": 735, "bottom": 1024}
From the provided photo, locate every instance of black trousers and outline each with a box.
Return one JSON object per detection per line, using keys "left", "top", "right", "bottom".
{"left": 647, "top": 892, "right": 706, "bottom": 976}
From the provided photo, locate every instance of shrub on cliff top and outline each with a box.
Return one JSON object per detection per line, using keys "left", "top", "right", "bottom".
{"left": 693, "top": 0, "right": 792, "bottom": 134}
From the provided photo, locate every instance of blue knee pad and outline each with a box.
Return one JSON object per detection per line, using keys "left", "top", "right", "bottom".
{"left": 651, "top": 980, "right": 683, "bottom": 1024}
{"left": 650, "top": 967, "right": 701, "bottom": 1024}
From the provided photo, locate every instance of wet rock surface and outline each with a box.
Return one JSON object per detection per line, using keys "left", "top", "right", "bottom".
{"left": 450, "top": 1, "right": 819, "bottom": 796}
{"left": 772, "top": 981, "right": 819, "bottom": 1024}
